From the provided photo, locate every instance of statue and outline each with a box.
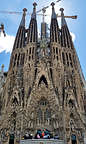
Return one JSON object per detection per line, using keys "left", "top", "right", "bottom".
{"left": 37, "top": 37, "right": 50, "bottom": 58}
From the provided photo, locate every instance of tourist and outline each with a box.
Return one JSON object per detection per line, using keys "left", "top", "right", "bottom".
{"left": 37, "top": 134, "right": 40, "bottom": 139}
{"left": 42, "top": 130, "right": 45, "bottom": 138}
{"left": 9, "top": 134, "right": 14, "bottom": 144}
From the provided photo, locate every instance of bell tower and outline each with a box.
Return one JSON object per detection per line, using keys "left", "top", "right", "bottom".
{"left": 23, "top": 2, "right": 38, "bottom": 106}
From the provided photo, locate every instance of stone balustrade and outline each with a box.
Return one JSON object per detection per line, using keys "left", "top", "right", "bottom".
{"left": 20, "top": 139, "right": 64, "bottom": 144}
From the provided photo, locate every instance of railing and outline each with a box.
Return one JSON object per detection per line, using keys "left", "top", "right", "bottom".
{"left": 20, "top": 139, "right": 64, "bottom": 144}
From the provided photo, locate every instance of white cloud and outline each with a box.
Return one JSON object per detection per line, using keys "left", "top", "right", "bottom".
{"left": 0, "top": 31, "right": 75, "bottom": 55}
{"left": 38, "top": 28, "right": 41, "bottom": 38}
{"left": 70, "top": 32, "right": 76, "bottom": 42}
{"left": 0, "top": 33, "right": 15, "bottom": 53}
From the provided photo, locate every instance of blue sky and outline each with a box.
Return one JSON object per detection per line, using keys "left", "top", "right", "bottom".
{"left": 0, "top": 0, "right": 86, "bottom": 80}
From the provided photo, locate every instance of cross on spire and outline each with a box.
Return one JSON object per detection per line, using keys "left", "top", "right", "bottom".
{"left": 23, "top": 8, "right": 27, "bottom": 16}
{"left": 20, "top": 8, "right": 27, "bottom": 27}
{"left": 31, "top": 2, "right": 37, "bottom": 19}
{"left": 59, "top": 8, "right": 77, "bottom": 28}
{"left": 60, "top": 8, "right": 66, "bottom": 26}
{"left": 51, "top": 2, "right": 55, "bottom": 9}
{"left": 33, "top": 2, "right": 37, "bottom": 9}
{"left": 51, "top": 2, "right": 57, "bottom": 19}
{"left": 60, "top": 8, "right": 64, "bottom": 15}
{"left": 59, "top": 8, "right": 77, "bottom": 20}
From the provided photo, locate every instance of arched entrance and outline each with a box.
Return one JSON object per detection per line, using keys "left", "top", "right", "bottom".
{"left": 38, "top": 75, "right": 48, "bottom": 88}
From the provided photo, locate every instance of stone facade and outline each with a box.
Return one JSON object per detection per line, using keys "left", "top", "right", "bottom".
{"left": 0, "top": 3, "right": 86, "bottom": 144}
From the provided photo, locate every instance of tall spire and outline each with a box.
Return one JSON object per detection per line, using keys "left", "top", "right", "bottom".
{"left": 60, "top": 8, "right": 73, "bottom": 48}
{"left": 20, "top": 8, "right": 27, "bottom": 26}
{"left": 41, "top": 9, "right": 48, "bottom": 40}
{"left": 50, "top": 2, "right": 60, "bottom": 43}
{"left": 51, "top": 2, "right": 57, "bottom": 19}
{"left": 31, "top": 2, "right": 37, "bottom": 19}
{"left": 60, "top": 8, "right": 67, "bottom": 27}
{"left": 27, "top": 2, "right": 38, "bottom": 43}
{"left": 13, "top": 8, "right": 27, "bottom": 50}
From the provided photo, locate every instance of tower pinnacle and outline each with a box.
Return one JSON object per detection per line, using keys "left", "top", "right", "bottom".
{"left": 60, "top": 8, "right": 67, "bottom": 27}
{"left": 20, "top": 8, "right": 27, "bottom": 27}
{"left": 50, "top": 2, "right": 60, "bottom": 42}
{"left": 27, "top": 2, "right": 38, "bottom": 43}
{"left": 31, "top": 2, "right": 37, "bottom": 19}
{"left": 51, "top": 2, "right": 55, "bottom": 7}
{"left": 33, "top": 2, "right": 37, "bottom": 9}
{"left": 23, "top": 8, "right": 27, "bottom": 16}
{"left": 51, "top": 2, "right": 57, "bottom": 19}
{"left": 60, "top": 8, "right": 64, "bottom": 14}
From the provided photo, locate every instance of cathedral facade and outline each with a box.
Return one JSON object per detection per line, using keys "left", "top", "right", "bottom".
{"left": 0, "top": 2, "right": 86, "bottom": 144}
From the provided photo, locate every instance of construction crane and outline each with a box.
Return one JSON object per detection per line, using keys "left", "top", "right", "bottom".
{"left": 57, "top": 15, "right": 77, "bottom": 19}
{"left": 36, "top": 0, "right": 61, "bottom": 22}
{"left": 0, "top": 0, "right": 61, "bottom": 16}
{"left": 36, "top": 0, "right": 77, "bottom": 21}
{"left": 0, "top": 0, "right": 77, "bottom": 20}
{"left": 0, "top": 0, "right": 61, "bottom": 19}
{"left": 0, "top": 23, "right": 6, "bottom": 37}
{"left": 0, "top": 9, "right": 77, "bottom": 20}
{"left": 36, "top": 0, "right": 61, "bottom": 13}
{"left": 57, "top": 8, "right": 77, "bottom": 19}
{"left": 0, "top": 0, "right": 61, "bottom": 37}
{"left": 0, "top": 0, "right": 77, "bottom": 37}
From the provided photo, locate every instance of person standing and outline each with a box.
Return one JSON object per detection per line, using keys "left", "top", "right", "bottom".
{"left": 9, "top": 134, "right": 15, "bottom": 144}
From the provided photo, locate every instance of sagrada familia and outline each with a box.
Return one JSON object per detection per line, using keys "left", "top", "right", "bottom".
{"left": 0, "top": 2, "right": 86, "bottom": 144}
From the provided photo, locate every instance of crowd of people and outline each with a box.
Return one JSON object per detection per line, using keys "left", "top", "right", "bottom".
{"left": 35, "top": 129, "right": 51, "bottom": 139}
{"left": 23, "top": 129, "right": 59, "bottom": 140}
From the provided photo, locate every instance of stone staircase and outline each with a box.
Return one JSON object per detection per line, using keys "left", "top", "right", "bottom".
{"left": 20, "top": 139, "right": 64, "bottom": 144}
